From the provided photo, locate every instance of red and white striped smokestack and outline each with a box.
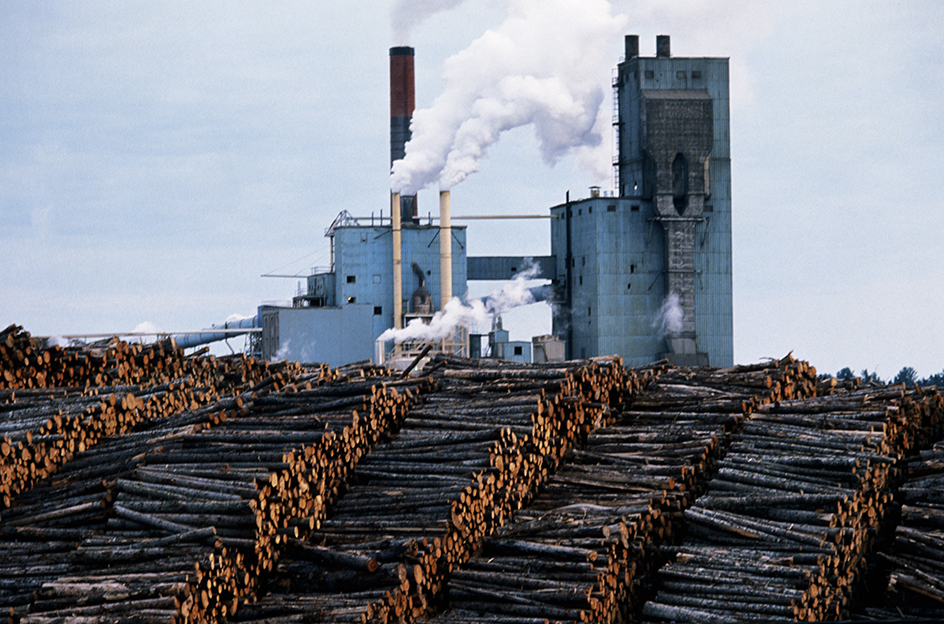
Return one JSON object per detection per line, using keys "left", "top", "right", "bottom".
{"left": 390, "top": 46, "right": 416, "bottom": 220}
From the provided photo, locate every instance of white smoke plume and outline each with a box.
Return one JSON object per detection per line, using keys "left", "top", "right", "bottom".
{"left": 390, "top": 0, "right": 627, "bottom": 194}
{"left": 654, "top": 293, "right": 684, "bottom": 338}
{"left": 378, "top": 261, "right": 541, "bottom": 344}
{"left": 271, "top": 340, "right": 291, "bottom": 363}
{"left": 46, "top": 336, "right": 71, "bottom": 348}
{"left": 391, "top": 0, "right": 473, "bottom": 44}
{"left": 133, "top": 321, "right": 164, "bottom": 335}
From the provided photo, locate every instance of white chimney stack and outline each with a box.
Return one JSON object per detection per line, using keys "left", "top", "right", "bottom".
{"left": 439, "top": 189, "right": 452, "bottom": 310}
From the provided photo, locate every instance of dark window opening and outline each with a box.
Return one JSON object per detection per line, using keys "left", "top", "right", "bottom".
{"left": 631, "top": 204, "right": 640, "bottom": 212}
{"left": 644, "top": 70, "right": 654, "bottom": 79}
{"left": 607, "top": 204, "right": 616, "bottom": 212}
{"left": 704, "top": 204, "right": 714, "bottom": 212}
{"left": 579, "top": 276, "right": 583, "bottom": 285}
{"left": 346, "top": 275, "right": 356, "bottom": 283}
{"left": 588, "top": 307, "right": 592, "bottom": 317}
{"left": 582, "top": 257, "right": 586, "bottom": 266}
{"left": 630, "top": 264, "right": 636, "bottom": 273}
{"left": 672, "top": 153, "right": 689, "bottom": 214}
{"left": 692, "top": 70, "right": 702, "bottom": 79}
{"left": 578, "top": 208, "right": 582, "bottom": 216}
{"left": 347, "top": 296, "right": 356, "bottom": 304}
{"left": 513, "top": 346, "right": 523, "bottom": 356}
{"left": 627, "top": 283, "right": 632, "bottom": 289}
{"left": 676, "top": 70, "right": 686, "bottom": 79}
{"left": 373, "top": 306, "right": 382, "bottom": 315}
{"left": 588, "top": 206, "right": 592, "bottom": 214}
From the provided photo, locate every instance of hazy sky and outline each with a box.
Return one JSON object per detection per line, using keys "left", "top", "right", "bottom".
{"left": 3, "top": 1, "right": 943, "bottom": 380}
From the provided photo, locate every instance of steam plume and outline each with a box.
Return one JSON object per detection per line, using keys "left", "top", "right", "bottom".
{"left": 391, "top": 0, "right": 472, "bottom": 44}
{"left": 390, "top": 0, "right": 626, "bottom": 193}
{"left": 378, "top": 261, "right": 541, "bottom": 344}
{"left": 654, "top": 293, "right": 684, "bottom": 338}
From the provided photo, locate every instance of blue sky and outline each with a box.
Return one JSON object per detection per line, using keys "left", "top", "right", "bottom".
{"left": 2, "top": 1, "right": 943, "bottom": 380}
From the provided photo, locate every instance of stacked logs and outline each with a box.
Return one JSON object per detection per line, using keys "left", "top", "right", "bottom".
{"left": 2, "top": 365, "right": 428, "bottom": 624}
{"left": 641, "top": 385, "right": 944, "bottom": 623}
{"left": 227, "top": 356, "right": 633, "bottom": 624}
{"left": 867, "top": 436, "right": 944, "bottom": 618}
{"left": 0, "top": 353, "right": 286, "bottom": 509}
{"left": 632, "top": 354, "right": 819, "bottom": 415}
{"left": 1, "top": 324, "right": 219, "bottom": 390}
{"left": 427, "top": 360, "right": 806, "bottom": 624}
{"left": 0, "top": 396, "right": 248, "bottom": 622}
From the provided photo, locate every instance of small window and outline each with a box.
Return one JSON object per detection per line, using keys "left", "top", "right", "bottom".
{"left": 676, "top": 70, "right": 686, "bottom": 79}
{"left": 644, "top": 70, "right": 654, "bottom": 79}
{"left": 630, "top": 264, "right": 636, "bottom": 274}
{"left": 578, "top": 208, "right": 582, "bottom": 216}
{"left": 347, "top": 296, "right": 356, "bottom": 304}
{"left": 582, "top": 257, "right": 586, "bottom": 266}
{"left": 607, "top": 205, "right": 616, "bottom": 212}
{"left": 579, "top": 276, "right": 583, "bottom": 285}
{"left": 631, "top": 205, "right": 640, "bottom": 212}
{"left": 373, "top": 306, "right": 382, "bottom": 315}
{"left": 346, "top": 275, "right": 356, "bottom": 284}
{"left": 704, "top": 204, "right": 714, "bottom": 212}
{"left": 692, "top": 70, "right": 702, "bottom": 80}
{"left": 513, "top": 346, "right": 523, "bottom": 356}
{"left": 588, "top": 307, "right": 592, "bottom": 317}
{"left": 627, "top": 283, "right": 632, "bottom": 290}
{"left": 588, "top": 206, "right": 592, "bottom": 214}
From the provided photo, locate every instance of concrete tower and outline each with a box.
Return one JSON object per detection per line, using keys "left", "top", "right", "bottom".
{"left": 550, "top": 34, "right": 733, "bottom": 367}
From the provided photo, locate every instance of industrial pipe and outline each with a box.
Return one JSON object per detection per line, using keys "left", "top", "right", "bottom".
{"left": 392, "top": 191, "right": 403, "bottom": 329}
{"left": 172, "top": 315, "right": 259, "bottom": 350}
{"left": 439, "top": 189, "right": 452, "bottom": 310}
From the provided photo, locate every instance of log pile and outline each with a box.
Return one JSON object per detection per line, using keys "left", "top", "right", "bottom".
{"left": 641, "top": 385, "right": 944, "bottom": 623}
{"left": 1, "top": 363, "right": 428, "bottom": 624}
{"left": 428, "top": 358, "right": 812, "bottom": 624}
{"left": 226, "top": 356, "right": 633, "bottom": 624}
{"left": 0, "top": 348, "right": 288, "bottom": 509}
{"left": 632, "top": 354, "right": 819, "bottom": 415}
{"left": 866, "top": 436, "right": 944, "bottom": 618}
{"left": 8, "top": 335, "right": 944, "bottom": 624}
{"left": 1, "top": 325, "right": 266, "bottom": 391}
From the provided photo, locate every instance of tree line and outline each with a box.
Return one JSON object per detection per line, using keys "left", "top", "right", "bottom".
{"left": 825, "top": 366, "right": 944, "bottom": 388}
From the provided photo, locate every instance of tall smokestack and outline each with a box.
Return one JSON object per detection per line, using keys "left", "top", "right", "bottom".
{"left": 390, "top": 46, "right": 417, "bottom": 221}
{"left": 439, "top": 190, "right": 452, "bottom": 310}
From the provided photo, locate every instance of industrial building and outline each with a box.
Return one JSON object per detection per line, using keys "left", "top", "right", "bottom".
{"left": 550, "top": 34, "right": 733, "bottom": 367}
{"left": 195, "top": 34, "right": 733, "bottom": 369}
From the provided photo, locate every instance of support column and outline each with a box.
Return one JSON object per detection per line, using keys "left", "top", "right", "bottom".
{"left": 392, "top": 192, "right": 402, "bottom": 329}
{"left": 439, "top": 190, "right": 452, "bottom": 310}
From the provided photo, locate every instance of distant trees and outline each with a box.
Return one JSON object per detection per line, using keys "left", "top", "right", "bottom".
{"left": 828, "top": 365, "right": 944, "bottom": 388}
{"left": 836, "top": 367, "right": 856, "bottom": 381}
{"left": 918, "top": 369, "right": 944, "bottom": 387}
{"left": 892, "top": 366, "right": 918, "bottom": 387}
{"left": 859, "top": 369, "right": 883, "bottom": 385}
